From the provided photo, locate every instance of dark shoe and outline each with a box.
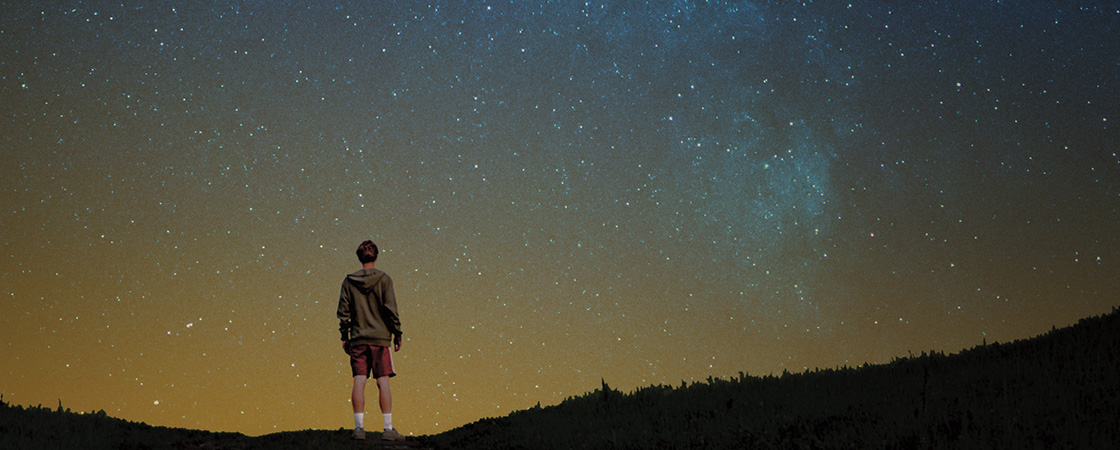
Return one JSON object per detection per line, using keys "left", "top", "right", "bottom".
{"left": 381, "top": 428, "right": 405, "bottom": 441}
{"left": 352, "top": 428, "right": 366, "bottom": 440}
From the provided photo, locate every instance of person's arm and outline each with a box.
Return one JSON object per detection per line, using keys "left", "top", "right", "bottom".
{"left": 337, "top": 282, "right": 352, "bottom": 342}
{"left": 382, "top": 276, "right": 402, "bottom": 350}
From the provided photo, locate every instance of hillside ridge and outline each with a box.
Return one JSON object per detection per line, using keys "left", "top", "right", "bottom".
{"left": 432, "top": 306, "right": 1120, "bottom": 449}
{"left": 3, "top": 307, "right": 1118, "bottom": 449}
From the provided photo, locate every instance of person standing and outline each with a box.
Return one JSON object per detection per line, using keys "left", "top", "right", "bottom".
{"left": 337, "top": 240, "right": 404, "bottom": 441}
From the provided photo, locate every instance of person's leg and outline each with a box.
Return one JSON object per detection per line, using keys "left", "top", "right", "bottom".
{"left": 371, "top": 347, "right": 403, "bottom": 440}
{"left": 376, "top": 375, "right": 392, "bottom": 414}
{"left": 352, "top": 375, "right": 367, "bottom": 413}
{"left": 350, "top": 375, "right": 368, "bottom": 439}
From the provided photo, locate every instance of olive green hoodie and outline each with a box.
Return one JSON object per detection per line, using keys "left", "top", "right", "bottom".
{"left": 337, "top": 268, "right": 401, "bottom": 346}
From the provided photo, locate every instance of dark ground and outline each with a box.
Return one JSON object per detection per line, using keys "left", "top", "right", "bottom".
{"left": 3, "top": 306, "right": 1119, "bottom": 449}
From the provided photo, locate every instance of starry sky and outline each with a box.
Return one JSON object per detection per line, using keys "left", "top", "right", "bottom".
{"left": 2, "top": 0, "right": 1117, "bottom": 437}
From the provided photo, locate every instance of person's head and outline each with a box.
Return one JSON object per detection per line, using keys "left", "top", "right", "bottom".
{"left": 356, "top": 240, "right": 379, "bottom": 264}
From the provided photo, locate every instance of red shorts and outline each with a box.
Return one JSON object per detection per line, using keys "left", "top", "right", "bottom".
{"left": 347, "top": 343, "right": 396, "bottom": 378}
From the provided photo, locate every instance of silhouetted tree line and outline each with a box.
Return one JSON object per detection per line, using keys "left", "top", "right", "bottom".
{"left": 0, "top": 397, "right": 421, "bottom": 449}
{"left": 0, "top": 397, "right": 243, "bottom": 449}
{"left": 430, "top": 306, "right": 1120, "bottom": 449}
{"left": 4, "top": 307, "right": 1118, "bottom": 449}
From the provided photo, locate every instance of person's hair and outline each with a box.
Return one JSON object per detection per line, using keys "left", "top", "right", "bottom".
{"left": 356, "top": 240, "right": 379, "bottom": 264}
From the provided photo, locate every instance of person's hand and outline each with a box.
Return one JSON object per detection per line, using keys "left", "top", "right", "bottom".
{"left": 393, "top": 335, "right": 402, "bottom": 352}
{"left": 342, "top": 340, "right": 350, "bottom": 352}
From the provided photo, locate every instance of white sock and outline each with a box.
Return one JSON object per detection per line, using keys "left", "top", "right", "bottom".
{"left": 354, "top": 412, "right": 364, "bottom": 429}
{"left": 383, "top": 413, "right": 393, "bottom": 430}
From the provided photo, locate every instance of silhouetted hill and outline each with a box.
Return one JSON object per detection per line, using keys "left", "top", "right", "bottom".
{"left": 3, "top": 307, "right": 1118, "bottom": 449}
{"left": 0, "top": 399, "right": 430, "bottom": 450}
{"left": 430, "top": 307, "right": 1120, "bottom": 449}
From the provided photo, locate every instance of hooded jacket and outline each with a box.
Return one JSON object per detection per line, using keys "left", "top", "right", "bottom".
{"left": 337, "top": 267, "right": 401, "bottom": 346}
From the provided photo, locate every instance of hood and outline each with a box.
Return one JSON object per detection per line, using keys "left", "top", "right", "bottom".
{"left": 347, "top": 268, "right": 386, "bottom": 293}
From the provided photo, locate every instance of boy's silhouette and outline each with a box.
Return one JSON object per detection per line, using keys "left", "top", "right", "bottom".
{"left": 337, "top": 240, "right": 404, "bottom": 441}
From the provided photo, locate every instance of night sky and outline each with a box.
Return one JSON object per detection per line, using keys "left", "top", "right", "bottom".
{"left": 2, "top": 0, "right": 1117, "bottom": 437}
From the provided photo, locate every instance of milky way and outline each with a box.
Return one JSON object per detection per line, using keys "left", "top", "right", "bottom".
{"left": 2, "top": 1, "right": 1117, "bottom": 436}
